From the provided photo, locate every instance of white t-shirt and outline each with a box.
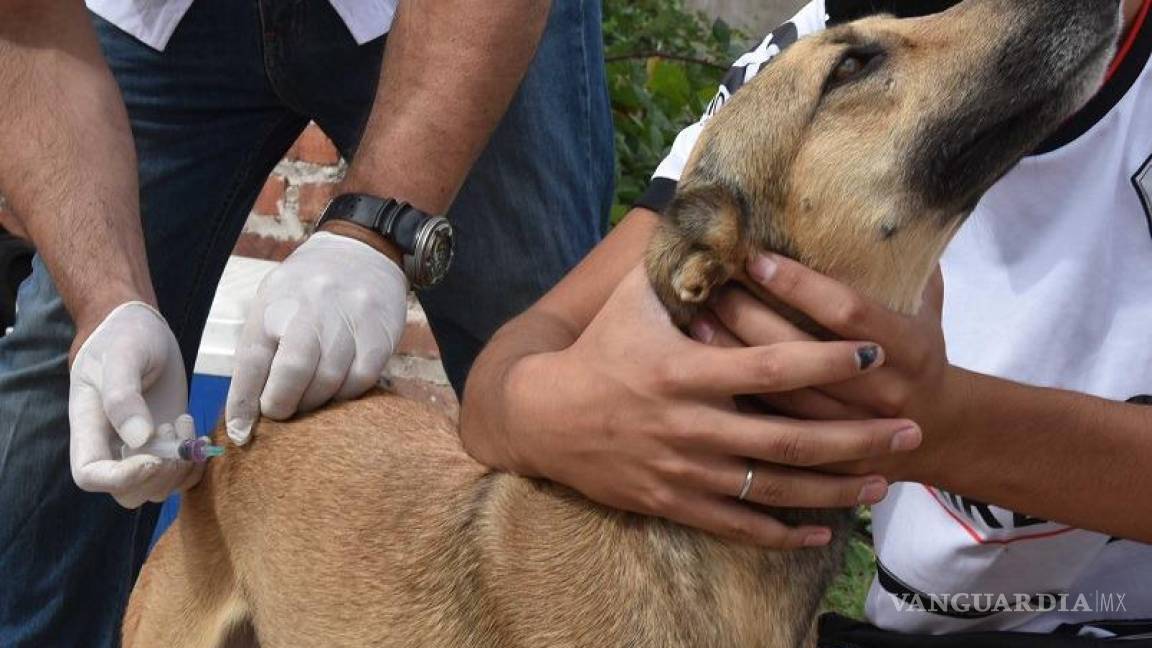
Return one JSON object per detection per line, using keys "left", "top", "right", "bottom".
{"left": 86, "top": 0, "right": 397, "bottom": 51}
{"left": 640, "top": 0, "right": 1152, "bottom": 638}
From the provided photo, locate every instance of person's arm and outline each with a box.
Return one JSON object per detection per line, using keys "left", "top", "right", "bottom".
{"left": 0, "top": 1, "right": 198, "bottom": 507}
{"left": 707, "top": 254, "right": 1152, "bottom": 542}
{"left": 224, "top": 0, "right": 555, "bottom": 441}
{"left": 0, "top": 0, "right": 154, "bottom": 344}
{"left": 916, "top": 373, "right": 1152, "bottom": 542}
{"left": 461, "top": 208, "right": 659, "bottom": 466}
{"left": 336, "top": 0, "right": 552, "bottom": 223}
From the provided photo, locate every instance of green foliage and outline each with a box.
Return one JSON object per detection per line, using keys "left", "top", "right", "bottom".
{"left": 603, "top": 0, "right": 749, "bottom": 222}
{"left": 825, "top": 535, "right": 877, "bottom": 619}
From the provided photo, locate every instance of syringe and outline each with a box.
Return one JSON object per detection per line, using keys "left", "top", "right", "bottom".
{"left": 120, "top": 415, "right": 225, "bottom": 464}
{"left": 127, "top": 436, "right": 225, "bottom": 463}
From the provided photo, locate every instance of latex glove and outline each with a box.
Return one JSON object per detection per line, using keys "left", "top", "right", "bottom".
{"left": 69, "top": 301, "right": 202, "bottom": 508}
{"left": 225, "top": 231, "right": 408, "bottom": 445}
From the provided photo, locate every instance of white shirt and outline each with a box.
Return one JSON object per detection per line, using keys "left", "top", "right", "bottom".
{"left": 645, "top": 0, "right": 1152, "bottom": 638}
{"left": 86, "top": 0, "right": 398, "bottom": 51}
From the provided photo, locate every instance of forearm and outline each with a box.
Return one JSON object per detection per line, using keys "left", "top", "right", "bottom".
{"left": 460, "top": 208, "right": 660, "bottom": 470}
{"left": 0, "top": 1, "right": 154, "bottom": 349}
{"left": 910, "top": 368, "right": 1152, "bottom": 541}
{"left": 339, "top": 0, "right": 551, "bottom": 215}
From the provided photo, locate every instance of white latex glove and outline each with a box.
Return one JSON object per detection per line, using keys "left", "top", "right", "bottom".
{"left": 225, "top": 231, "right": 408, "bottom": 445}
{"left": 69, "top": 301, "right": 202, "bottom": 508}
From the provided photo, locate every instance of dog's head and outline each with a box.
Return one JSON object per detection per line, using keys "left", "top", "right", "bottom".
{"left": 678, "top": 0, "right": 1121, "bottom": 313}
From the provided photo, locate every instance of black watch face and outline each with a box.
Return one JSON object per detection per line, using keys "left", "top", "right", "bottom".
{"left": 421, "top": 223, "right": 455, "bottom": 286}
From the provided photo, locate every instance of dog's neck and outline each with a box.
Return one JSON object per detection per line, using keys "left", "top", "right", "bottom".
{"left": 766, "top": 207, "right": 965, "bottom": 320}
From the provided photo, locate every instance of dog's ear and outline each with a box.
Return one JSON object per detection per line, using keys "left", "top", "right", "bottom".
{"left": 645, "top": 183, "right": 746, "bottom": 327}
{"left": 664, "top": 182, "right": 745, "bottom": 253}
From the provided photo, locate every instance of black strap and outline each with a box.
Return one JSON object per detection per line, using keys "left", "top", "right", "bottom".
{"left": 818, "top": 613, "right": 1152, "bottom": 647}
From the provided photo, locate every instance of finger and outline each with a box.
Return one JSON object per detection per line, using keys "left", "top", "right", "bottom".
{"left": 332, "top": 314, "right": 397, "bottom": 402}
{"left": 747, "top": 253, "right": 911, "bottom": 352}
{"left": 142, "top": 463, "right": 189, "bottom": 504}
{"left": 687, "top": 312, "right": 743, "bottom": 348}
{"left": 261, "top": 321, "right": 321, "bottom": 420}
{"left": 687, "top": 411, "right": 922, "bottom": 467}
{"left": 172, "top": 413, "right": 196, "bottom": 441}
{"left": 100, "top": 349, "right": 153, "bottom": 449}
{"left": 708, "top": 283, "right": 813, "bottom": 346}
{"left": 816, "top": 370, "right": 908, "bottom": 416}
{"left": 664, "top": 340, "right": 885, "bottom": 397}
{"left": 694, "top": 457, "right": 889, "bottom": 508}
{"left": 131, "top": 416, "right": 202, "bottom": 504}
{"left": 74, "top": 454, "right": 163, "bottom": 498}
{"left": 756, "top": 388, "right": 875, "bottom": 421}
{"left": 225, "top": 312, "right": 278, "bottom": 445}
{"left": 68, "top": 383, "right": 118, "bottom": 474}
{"left": 298, "top": 325, "right": 355, "bottom": 413}
{"left": 662, "top": 492, "right": 834, "bottom": 549}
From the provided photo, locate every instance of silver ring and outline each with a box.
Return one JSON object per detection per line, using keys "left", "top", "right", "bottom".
{"left": 737, "top": 462, "right": 756, "bottom": 501}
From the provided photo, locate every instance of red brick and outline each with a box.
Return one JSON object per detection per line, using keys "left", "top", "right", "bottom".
{"left": 383, "top": 377, "right": 459, "bottom": 420}
{"left": 253, "top": 176, "right": 287, "bottom": 216}
{"left": 291, "top": 124, "right": 341, "bottom": 165}
{"left": 233, "top": 232, "right": 300, "bottom": 262}
{"left": 397, "top": 319, "right": 441, "bottom": 359}
{"left": 297, "top": 182, "right": 337, "bottom": 224}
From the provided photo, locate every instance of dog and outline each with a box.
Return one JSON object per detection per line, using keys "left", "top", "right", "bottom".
{"left": 123, "top": 1, "right": 1120, "bottom": 645}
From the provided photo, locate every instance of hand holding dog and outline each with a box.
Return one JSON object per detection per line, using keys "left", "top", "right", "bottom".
{"left": 494, "top": 266, "right": 922, "bottom": 549}
{"left": 697, "top": 254, "right": 962, "bottom": 481}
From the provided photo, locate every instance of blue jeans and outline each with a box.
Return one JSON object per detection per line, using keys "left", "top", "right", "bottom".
{"left": 0, "top": 1, "right": 613, "bottom": 645}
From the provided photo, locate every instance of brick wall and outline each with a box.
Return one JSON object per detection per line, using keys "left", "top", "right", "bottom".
{"left": 0, "top": 123, "right": 459, "bottom": 419}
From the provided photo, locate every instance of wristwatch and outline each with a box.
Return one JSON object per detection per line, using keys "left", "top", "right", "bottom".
{"left": 316, "top": 194, "right": 455, "bottom": 289}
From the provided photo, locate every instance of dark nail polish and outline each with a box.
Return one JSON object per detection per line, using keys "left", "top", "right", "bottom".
{"left": 857, "top": 345, "right": 880, "bottom": 371}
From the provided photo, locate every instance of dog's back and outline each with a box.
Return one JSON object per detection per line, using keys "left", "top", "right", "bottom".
{"left": 124, "top": 391, "right": 843, "bottom": 647}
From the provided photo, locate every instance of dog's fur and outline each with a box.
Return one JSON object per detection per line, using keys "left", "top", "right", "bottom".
{"left": 123, "top": 1, "right": 1119, "bottom": 646}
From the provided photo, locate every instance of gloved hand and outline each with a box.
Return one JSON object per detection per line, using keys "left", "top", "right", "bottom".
{"left": 69, "top": 301, "right": 202, "bottom": 508}
{"left": 225, "top": 231, "right": 408, "bottom": 445}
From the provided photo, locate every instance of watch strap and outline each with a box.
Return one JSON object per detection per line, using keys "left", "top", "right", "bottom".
{"left": 318, "top": 194, "right": 424, "bottom": 254}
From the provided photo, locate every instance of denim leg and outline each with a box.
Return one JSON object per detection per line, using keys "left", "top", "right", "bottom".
{"left": 0, "top": 257, "right": 161, "bottom": 648}
{"left": 417, "top": 0, "right": 616, "bottom": 393}
{"left": 0, "top": 6, "right": 306, "bottom": 645}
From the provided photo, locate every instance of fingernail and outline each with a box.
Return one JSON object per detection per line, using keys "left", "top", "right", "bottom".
{"left": 803, "top": 528, "right": 832, "bottom": 547}
{"left": 748, "top": 254, "right": 778, "bottom": 284}
{"left": 858, "top": 478, "right": 889, "bottom": 505}
{"left": 689, "top": 318, "right": 715, "bottom": 344}
{"left": 890, "top": 425, "right": 922, "bottom": 452}
{"left": 226, "top": 421, "right": 251, "bottom": 446}
{"left": 856, "top": 345, "right": 882, "bottom": 371}
{"left": 121, "top": 416, "right": 151, "bottom": 449}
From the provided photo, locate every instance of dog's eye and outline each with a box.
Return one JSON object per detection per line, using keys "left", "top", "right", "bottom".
{"left": 833, "top": 55, "right": 866, "bottom": 82}
{"left": 827, "top": 47, "right": 886, "bottom": 90}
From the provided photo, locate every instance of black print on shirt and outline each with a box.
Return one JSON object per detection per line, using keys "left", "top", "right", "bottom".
{"left": 704, "top": 21, "right": 799, "bottom": 118}
{"left": 1134, "top": 153, "right": 1152, "bottom": 241}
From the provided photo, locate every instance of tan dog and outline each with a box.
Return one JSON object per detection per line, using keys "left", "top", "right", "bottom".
{"left": 124, "top": 1, "right": 1120, "bottom": 646}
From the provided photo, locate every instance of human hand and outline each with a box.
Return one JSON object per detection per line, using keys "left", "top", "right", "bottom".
{"left": 699, "top": 254, "right": 961, "bottom": 477}
{"left": 497, "top": 266, "right": 922, "bottom": 548}
{"left": 225, "top": 232, "right": 408, "bottom": 444}
{"left": 68, "top": 301, "right": 202, "bottom": 508}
